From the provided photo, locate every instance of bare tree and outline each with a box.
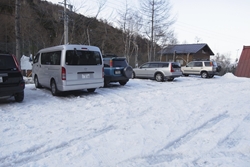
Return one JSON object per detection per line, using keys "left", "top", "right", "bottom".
{"left": 86, "top": 0, "right": 107, "bottom": 45}
{"left": 159, "top": 30, "right": 178, "bottom": 61}
{"left": 117, "top": 0, "right": 131, "bottom": 60}
{"left": 118, "top": 1, "right": 142, "bottom": 64}
{"left": 15, "top": 0, "right": 21, "bottom": 65}
{"left": 212, "top": 53, "right": 231, "bottom": 76}
{"left": 140, "top": 0, "right": 175, "bottom": 61}
{"left": 131, "top": 13, "right": 142, "bottom": 66}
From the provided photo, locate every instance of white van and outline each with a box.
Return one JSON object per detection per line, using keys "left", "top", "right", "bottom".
{"left": 32, "top": 44, "right": 104, "bottom": 95}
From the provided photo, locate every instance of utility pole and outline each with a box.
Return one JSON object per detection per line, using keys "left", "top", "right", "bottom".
{"left": 63, "top": 0, "right": 68, "bottom": 44}
{"left": 59, "top": 0, "right": 72, "bottom": 44}
{"left": 15, "top": 0, "right": 21, "bottom": 65}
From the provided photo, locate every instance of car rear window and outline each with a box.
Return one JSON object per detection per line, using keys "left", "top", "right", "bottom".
{"left": 171, "top": 63, "right": 180, "bottom": 68}
{"left": 113, "top": 59, "right": 128, "bottom": 67}
{"left": 66, "top": 50, "right": 102, "bottom": 65}
{"left": 0, "top": 55, "right": 17, "bottom": 70}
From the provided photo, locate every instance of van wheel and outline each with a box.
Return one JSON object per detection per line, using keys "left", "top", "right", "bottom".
{"left": 87, "top": 88, "right": 96, "bottom": 92}
{"left": 51, "top": 80, "right": 59, "bottom": 96}
{"left": 201, "top": 72, "right": 208, "bottom": 78}
{"left": 14, "top": 91, "right": 24, "bottom": 102}
{"left": 155, "top": 73, "right": 164, "bottom": 82}
{"left": 34, "top": 75, "right": 42, "bottom": 88}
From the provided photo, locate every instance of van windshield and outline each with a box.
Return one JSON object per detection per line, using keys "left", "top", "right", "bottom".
{"left": 66, "top": 50, "right": 102, "bottom": 65}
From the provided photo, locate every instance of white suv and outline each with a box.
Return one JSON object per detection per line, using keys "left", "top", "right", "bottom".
{"left": 181, "top": 61, "right": 220, "bottom": 78}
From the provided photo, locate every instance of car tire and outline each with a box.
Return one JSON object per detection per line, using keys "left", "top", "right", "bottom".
{"left": 34, "top": 75, "right": 42, "bottom": 88}
{"left": 51, "top": 79, "right": 59, "bottom": 96}
{"left": 123, "top": 66, "right": 133, "bottom": 78}
{"left": 208, "top": 74, "right": 214, "bottom": 78}
{"left": 201, "top": 71, "right": 208, "bottom": 78}
{"left": 104, "top": 79, "right": 110, "bottom": 87}
{"left": 14, "top": 91, "right": 24, "bottom": 102}
{"left": 119, "top": 80, "right": 128, "bottom": 85}
{"left": 87, "top": 88, "right": 96, "bottom": 92}
{"left": 155, "top": 73, "right": 164, "bottom": 82}
{"left": 167, "top": 78, "right": 174, "bottom": 81}
{"left": 183, "top": 74, "right": 189, "bottom": 77}
{"left": 131, "top": 72, "right": 135, "bottom": 79}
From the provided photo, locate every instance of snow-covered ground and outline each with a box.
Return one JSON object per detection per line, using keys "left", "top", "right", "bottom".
{"left": 1, "top": 74, "right": 250, "bottom": 167}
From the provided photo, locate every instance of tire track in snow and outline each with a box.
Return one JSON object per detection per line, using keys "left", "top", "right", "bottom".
{"left": 119, "top": 111, "right": 229, "bottom": 166}
{"left": 156, "top": 111, "right": 229, "bottom": 153}
{"left": 0, "top": 125, "right": 114, "bottom": 167}
{"left": 192, "top": 113, "right": 250, "bottom": 166}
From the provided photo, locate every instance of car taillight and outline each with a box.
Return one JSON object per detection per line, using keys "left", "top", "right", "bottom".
{"left": 170, "top": 64, "right": 174, "bottom": 72}
{"left": 210, "top": 62, "right": 213, "bottom": 66}
{"left": 61, "top": 67, "right": 66, "bottom": 80}
{"left": 109, "top": 59, "right": 113, "bottom": 67}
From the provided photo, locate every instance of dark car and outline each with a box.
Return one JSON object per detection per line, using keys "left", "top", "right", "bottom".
{"left": 103, "top": 54, "right": 133, "bottom": 87}
{"left": 0, "top": 53, "right": 25, "bottom": 102}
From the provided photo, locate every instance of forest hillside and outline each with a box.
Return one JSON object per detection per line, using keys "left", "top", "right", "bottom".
{"left": 0, "top": 0, "right": 156, "bottom": 66}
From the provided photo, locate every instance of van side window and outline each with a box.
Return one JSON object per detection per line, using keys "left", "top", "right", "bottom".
{"left": 41, "top": 53, "right": 50, "bottom": 65}
{"left": 66, "top": 50, "right": 102, "bottom": 65}
{"left": 41, "top": 51, "right": 61, "bottom": 65}
{"left": 50, "top": 51, "right": 61, "bottom": 65}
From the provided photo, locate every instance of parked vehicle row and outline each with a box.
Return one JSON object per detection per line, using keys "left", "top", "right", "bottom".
{"left": 0, "top": 44, "right": 221, "bottom": 102}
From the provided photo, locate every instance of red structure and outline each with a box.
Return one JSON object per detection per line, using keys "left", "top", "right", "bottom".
{"left": 235, "top": 46, "right": 250, "bottom": 78}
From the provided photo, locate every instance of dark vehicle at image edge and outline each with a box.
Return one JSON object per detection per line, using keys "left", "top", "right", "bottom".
{"left": 0, "top": 53, "right": 25, "bottom": 102}
{"left": 103, "top": 54, "right": 133, "bottom": 87}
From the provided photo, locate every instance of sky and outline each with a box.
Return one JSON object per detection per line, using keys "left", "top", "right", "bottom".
{"left": 47, "top": 0, "right": 250, "bottom": 61}
{"left": 1, "top": 74, "right": 250, "bottom": 166}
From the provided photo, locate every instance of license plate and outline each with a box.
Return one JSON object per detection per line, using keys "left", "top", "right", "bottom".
{"left": 115, "top": 71, "right": 121, "bottom": 74}
{"left": 0, "top": 76, "right": 2, "bottom": 83}
{"left": 82, "top": 74, "right": 90, "bottom": 78}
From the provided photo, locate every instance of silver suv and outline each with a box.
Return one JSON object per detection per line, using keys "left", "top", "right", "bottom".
{"left": 132, "top": 62, "right": 182, "bottom": 82}
{"left": 181, "top": 61, "right": 220, "bottom": 78}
